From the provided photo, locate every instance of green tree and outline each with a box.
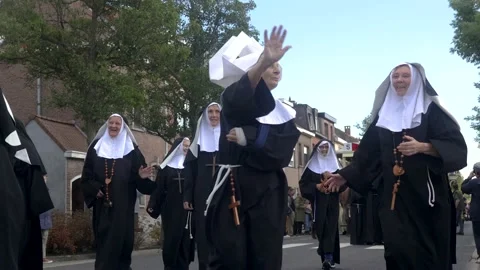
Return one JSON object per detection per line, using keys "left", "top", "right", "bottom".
{"left": 354, "top": 114, "right": 373, "bottom": 137}
{"left": 450, "top": 0, "right": 480, "bottom": 141}
{"left": 0, "top": 0, "right": 181, "bottom": 142}
{"left": 137, "top": 0, "right": 259, "bottom": 141}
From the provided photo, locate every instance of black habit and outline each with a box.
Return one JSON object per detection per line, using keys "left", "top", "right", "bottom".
{"left": 299, "top": 140, "right": 341, "bottom": 265}
{"left": 183, "top": 104, "right": 221, "bottom": 270}
{"left": 147, "top": 137, "right": 195, "bottom": 270}
{"left": 0, "top": 89, "right": 26, "bottom": 270}
{"left": 13, "top": 117, "right": 54, "bottom": 270}
{"left": 341, "top": 104, "right": 467, "bottom": 269}
{"left": 81, "top": 139, "right": 156, "bottom": 270}
{"left": 205, "top": 74, "right": 300, "bottom": 270}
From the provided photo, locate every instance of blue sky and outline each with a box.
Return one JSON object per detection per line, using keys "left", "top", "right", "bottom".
{"left": 247, "top": 0, "right": 480, "bottom": 177}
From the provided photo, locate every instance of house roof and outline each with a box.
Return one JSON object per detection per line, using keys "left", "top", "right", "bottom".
{"left": 31, "top": 115, "right": 89, "bottom": 152}
{"left": 335, "top": 127, "right": 359, "bottom": 143}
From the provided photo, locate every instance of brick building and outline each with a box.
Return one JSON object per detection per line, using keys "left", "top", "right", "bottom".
{"left": 0, "top": 63, "right": 168, "bottom": 216}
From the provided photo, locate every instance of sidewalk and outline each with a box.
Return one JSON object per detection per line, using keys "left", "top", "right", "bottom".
{"left": 458, "top": 221, "right": 479, "bottom": 270}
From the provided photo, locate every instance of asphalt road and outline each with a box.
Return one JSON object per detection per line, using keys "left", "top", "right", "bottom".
{"left": 46, "top": 222, "right": 479, "bottom": 270}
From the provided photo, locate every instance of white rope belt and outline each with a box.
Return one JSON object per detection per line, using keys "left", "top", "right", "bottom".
{"left": 184, "top": 211, "right": 193, "bottom": 239}
{"left": 204, "top": 164, "right": 242, "bottom": 216}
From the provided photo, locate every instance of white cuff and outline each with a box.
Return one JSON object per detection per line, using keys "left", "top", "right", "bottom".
{"left": 235, "top": 127, "right": 247, "bottom": 146}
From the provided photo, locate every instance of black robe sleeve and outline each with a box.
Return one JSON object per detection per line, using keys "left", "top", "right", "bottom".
{"left": 241, "top": 121, "right": 300, "bottom": 171}
{"left": 147, "top": 168, "right": 167, "bottom": 219}
{"left": 26, "top": 165, "right": 54, "bottom": 215}
{"left": 81, "top": 143, "right": 103, "bottom": 208}
{"left": 131, "top": 147, "right": 156, "bottom": 195}
{"left": 183, "top": 153, "right": 197, "bottom": 203}
{"left": 221, "top": 74, "right": 276, "bottom": 126}
{"left": 426, "top": 104, "right": 468, "bottom": 174}
{"left": 338, "top": 120, "right": 382, "bottom": 196}
{"left": 299, "top": 168, "right": 316, "bottom": 203}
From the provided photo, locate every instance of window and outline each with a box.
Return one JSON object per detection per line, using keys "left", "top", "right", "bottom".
{"left": 329, "top": 126, "right": 334, "bottom": 140}
{"left": 307, "top": 112, "right": 314, "bottom": 130}
{"left": 297, "top": 143, "right": 303, "bottom": 166}
{"left": 289, "top": 147, "right": 295, "bottom": 167}
{"left": 303, "top": 146, "right": 309, "bottom": 165}
{"left": 324, "top": 123, "right": 328, "bottom": 137}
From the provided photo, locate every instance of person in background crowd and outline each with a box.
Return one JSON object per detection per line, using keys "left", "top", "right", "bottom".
{"left": 39, "top": 207, "right": 53, "bottom": 264}
{"left": 451, "top": 181, "right": 465, "bottom": 235}
{"left": 462, "top": 163, "right": 480, "bottom": 263}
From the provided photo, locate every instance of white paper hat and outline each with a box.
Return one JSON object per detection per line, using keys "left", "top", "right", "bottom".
{"left": 209, "top": 31, "right": 264, "bottom": 88}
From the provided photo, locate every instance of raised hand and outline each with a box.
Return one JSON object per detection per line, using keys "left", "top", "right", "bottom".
{"left": 261, "top": 25, "right": 292, "bottom": 67}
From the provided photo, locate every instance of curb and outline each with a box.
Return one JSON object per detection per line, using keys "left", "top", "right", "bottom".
{"left": 47, "top": 247, "right": 161, "bottom": 262}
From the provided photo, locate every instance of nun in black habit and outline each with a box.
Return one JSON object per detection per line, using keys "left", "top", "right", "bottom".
{"left": 0, "top": 89, "right": 27, "bottom": 270}
{"left": 81, "top": 113, "right": 156, "bottom": 270}
{"left": 299, "top": 140, "right": 341, "bottom": 269}
{"left": 325, "top": 63, "right": 468, "bottom": 270}
{"left": 13, "top": 117, "right": 54, "bottom": 270}
{"left": 147, "top": 137, "right": 195, "bottom": 270}
{"left": 183, "top": 102, "right": 222, "bottom": 270}
{"left": 204, "top": 26, "right": 300, "bottom": 270}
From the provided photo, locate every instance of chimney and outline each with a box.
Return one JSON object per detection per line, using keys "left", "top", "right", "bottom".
{"left": 344, "top": 126, "right": 351, "bottom": 136}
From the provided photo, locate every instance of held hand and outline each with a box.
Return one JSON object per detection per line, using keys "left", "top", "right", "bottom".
{"left": 183, "top": 202, "right": 194, "bottom": 210}
{"left": 324, "top": 174, "right": 347, "bottom": 193}
{"left": 139, "top": 166, "right": 153, "bottom": 179}
{"left": 261, "top": 25, "right": 292, "bottom": 67}
{"left": 97, "top": 190, "right": 104, "bottom": 198}
{"left": 226, "top": 128, "right": 238, "bottom": 143}
{"left": 397, "top": 135, "right": 423, "bottom": 156}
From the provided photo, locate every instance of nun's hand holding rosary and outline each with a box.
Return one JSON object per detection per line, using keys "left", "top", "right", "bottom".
{"left": 397, "top": 135, "right": 423, "bottom": 157}
{"left": 139, "top": 165, "right": 153, "bottom": 179}
{"left": 324, "top": 174, "right": 347, "bottom": 193}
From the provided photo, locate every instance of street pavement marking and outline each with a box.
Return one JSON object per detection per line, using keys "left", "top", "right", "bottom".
{"left": 366, "top": 245, "right": 384, "bottom": 250}
{"left": 283, "top": 243, "right": 313, "bottom": 249}
{"left": 310, "top": 243, "right": 351, "bottom": 249}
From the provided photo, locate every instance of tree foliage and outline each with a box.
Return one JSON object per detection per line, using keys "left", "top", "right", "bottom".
{"left": 0, "top": 0, "right": 259, "bottom": 143}
{"left": 353, "top": 114, "right": 372, "bottom": 137}
{"left": 137, "top": 0, "right": 259, "bottom": 141}
{"left": 0, "top": 0, "right": 181, "bottom": 142}
{"left": 450, "top": 0, "right": 480, "bottom": 141}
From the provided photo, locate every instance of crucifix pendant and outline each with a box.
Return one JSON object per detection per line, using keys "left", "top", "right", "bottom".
{"left": 211, "top": 155, "right": 216, "bottom": 177}
{"left": 177, "top": 172, "right": 182, "bottom": 193}
{"left": 393, "top": 165, "right": 404, "bottom": 176}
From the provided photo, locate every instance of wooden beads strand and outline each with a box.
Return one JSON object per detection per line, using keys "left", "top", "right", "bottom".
{"left": 104, "top": 159, "right": 116, "bottom": 207}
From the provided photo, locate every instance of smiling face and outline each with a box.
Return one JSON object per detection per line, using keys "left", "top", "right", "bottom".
{"left": 262, "top": 62, "right": 282, "bottom": 90}
{"left": 182, "top": 139, "right": 190, "bottom": 156}
{"left": 318, "top": 143, "right": 329, "bottom": 157}
{"left": 391, "top": 65, "right": 411, "bottom": 97}
{"left": 207, "top": 104, "right": 221, "bottom": 127}
{"left": 108, "top": 116, "right": 123, "bottom": 138}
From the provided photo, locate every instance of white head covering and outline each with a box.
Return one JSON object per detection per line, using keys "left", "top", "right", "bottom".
{"left": 160, "top": 137, "right": 189, "bottom": 169}
{"left": 209, "top": 32, "right": 263, "bottom": 88}
{"left": 188, "top": 102, "right": 222, "bottom": 158}
{"left": 256, "top": 99, "right": 296, "bottom": 125}
{"left": 372, "top": 63, "right": 458, "bottom": 132}
{"left": 92, "top": 114, "right": 137, "bottom": 159}
{"left": 305, "top": 141, "right": 340, "bottom": 174}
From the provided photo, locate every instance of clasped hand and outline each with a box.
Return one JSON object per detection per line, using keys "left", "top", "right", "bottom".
{"left": 139, "top": 165, "right": 153, "bottom": 179}
{"left": 396, "top": 135, "right": 423, "bottom": 157}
